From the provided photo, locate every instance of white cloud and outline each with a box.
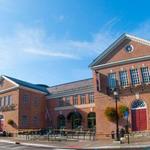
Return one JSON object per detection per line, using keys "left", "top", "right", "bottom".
{"left": 0, "top": 18, "right": 120, "bottom": 69}
{"left": 24, "top": 48, "right": 80, "bottom": 59}
{"left": 0, "top": 18, "right": 150, "bottom": 70}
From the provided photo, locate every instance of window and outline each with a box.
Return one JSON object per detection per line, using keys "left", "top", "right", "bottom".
{"left": 33, "top": 116, "right": 39, "bottom": 125}
{"left": 88, "top": 112, "right": 96, "bottom": 129}
{"left": 21, "top": 115, "right": 28, "bottom": 126}
{"left": 4, "top": 96, "right": 8, "bottom": 106}
{"left": 119, "top": 71, "right": 128, "bottom": 87}
{"left": 125, "top": 45, "right": 134, "bottom": 53}
{"left": 1, "top": 97, "right": 4, "bottom": 107}
{"left": 89, "top": 93, "right": 94, "bottom": 103}
{"left": 23, "top": 94, "right": 29, "bottom": 104}
{"left": 65, "top": 96, "right": 70, "bottom": 106}
{"left": 130, "top": 69, "right": 140, "bottom": 85}
{"left": 141, "top": 67, "right": 150, "bottom": 84}
{"left": 33, "top": 97, "right": 39, "bottom": 106}
{"left": 80, "top": 94, "right": 86, "bottom": 104}
{"left": 8, "top": 95, "right": 13, "bottom": 105}
{"left": 73, "top": 95, "right": 78, "bottom": 105}
{"left": 58, "top": 97, "right": 64, "bottom": 107}
{"left": 108, "top": 73, "right": 117, "bottom": 89}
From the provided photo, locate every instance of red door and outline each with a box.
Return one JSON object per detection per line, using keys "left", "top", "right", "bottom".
{"left": 132, "top": 109, "right": 147, "bottom": 131}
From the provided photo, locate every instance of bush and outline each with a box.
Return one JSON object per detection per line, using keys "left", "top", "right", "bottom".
{"left": 7, "top": 119, "right": 14, "bottom": 126}
{"left": 118, "top": 105, "right": 129, "bottom": 118}
{"left": 105, "top": 105, "right": 129, "bottom": 122}
{"left": 104, "top": 107, "right": 116, "bottom": 122}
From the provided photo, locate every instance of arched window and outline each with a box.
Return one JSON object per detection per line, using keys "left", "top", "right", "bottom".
{"left": 67, "top": 112, "right": 82, "bottom": 129}
{"left": 57, "top": 115, "right": 65, "bottom": 129}
{"left": 131, "top": 100, "right": 146, "bottom": 109}
{"left": 88, "top": 112, "right": 96, "bottom": 129}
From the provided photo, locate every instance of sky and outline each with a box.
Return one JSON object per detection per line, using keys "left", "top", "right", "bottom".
{"left": 0, "top": 0, "right": 150, "bottom": 86}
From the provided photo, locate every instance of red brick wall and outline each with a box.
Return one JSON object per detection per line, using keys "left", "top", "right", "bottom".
{"left": 93, "top": 40, "right": 150, "bottom": 139}
{"left": 47, "top": 93, "right": 95, "bottom": 129}
{"left": 0, "top": 89, "right": 19, "bottom": 133}
{"left": 101, "top": 40, "right": 150, "bottom": 64}
{"left": 18, "top": 88, "right": 46, "bottom": 130}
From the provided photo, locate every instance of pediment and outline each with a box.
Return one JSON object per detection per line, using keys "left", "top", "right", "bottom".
{"left": 89, "top": 34, "right": 150, "bottom": 68}
{"left": 0, "top": 76, "right": 18, "bottom": 91}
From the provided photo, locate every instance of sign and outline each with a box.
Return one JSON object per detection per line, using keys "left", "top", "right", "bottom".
{"left": 124, "top": 111, "right": 129, "bottom": 119}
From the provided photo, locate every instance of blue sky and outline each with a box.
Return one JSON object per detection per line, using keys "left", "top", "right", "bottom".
{"left": 0, "top": 0, "right": 150, "bottom": 86}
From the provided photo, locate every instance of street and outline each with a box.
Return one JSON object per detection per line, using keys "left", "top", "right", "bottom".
{"left": 0, "top": 142, "right": 150, "bottom": 150}
{"left": 0, "top": 142, "right": 59, "bottom": 150}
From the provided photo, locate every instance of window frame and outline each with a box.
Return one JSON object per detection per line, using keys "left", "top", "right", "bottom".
{"left": 88, "top": 93, "right": 94, "bottom": 104}
{"left": 73, "top": 95, "right": 78, "bottom": 105}
{"left": 130, "top": 68, "right": 140, "bottom": 85}
{"left": 119, "top": 70, "right": 128, "bottom": 87}
{"left": 80, "top": 94, "right": 86, "bottom": 105}
{"left": 141, "top": 67, "right": 150, "bottom": 84}
{"left": 108, "top": 73, "right": 117, "bottom": 90}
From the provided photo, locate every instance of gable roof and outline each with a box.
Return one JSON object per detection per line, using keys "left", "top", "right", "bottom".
{"left": 89, "top": 33, "right": 150, "bottom": 68}
{"left": 2, "top": 75, "right": 49, "bottom": 94}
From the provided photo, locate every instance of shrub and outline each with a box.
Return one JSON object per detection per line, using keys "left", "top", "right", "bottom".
{"left": 104, "top": 107, "right": 116, "bottom": 122}
{"left": 118, "top": 105, "right": 129, "bottom": 118}
{"left": 105, "top": 105, "right": 129, "bottom": 122}
{"left": 7, "top": 119, "right": 14, "bottom": 126}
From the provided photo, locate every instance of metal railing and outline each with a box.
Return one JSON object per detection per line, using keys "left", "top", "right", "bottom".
{"left": 16, "top": 129, "right": 96, "bottom": 141}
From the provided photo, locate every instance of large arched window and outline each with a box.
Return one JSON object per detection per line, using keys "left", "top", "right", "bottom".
{"left": 57, "top": 115, "right": 65, "bottom": 129}
{"left": 131, "top": 100, "right": 146, "bottom": 109}
{"left": 67, "top": 112, "right": 82, "bottom": 129}
{"left": 88, "top": 112, "right": 96, "bottom": 129}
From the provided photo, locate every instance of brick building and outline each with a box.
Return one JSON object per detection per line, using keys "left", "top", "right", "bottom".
{"left": 0, "top": 33, "right": 150, "bottom": 139}
{"left": 0, "top": 76, "right": 95, "bottom": 133}
{"left": 46, "top": 79, "right": 95, "bottom": 130}
{"left": 89, "top": 33, "right": 150, "bottom": 138}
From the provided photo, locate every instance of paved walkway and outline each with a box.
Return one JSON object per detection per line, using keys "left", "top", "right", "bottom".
{"left": 1, "top": 137, "right": 150, "bottom": 149}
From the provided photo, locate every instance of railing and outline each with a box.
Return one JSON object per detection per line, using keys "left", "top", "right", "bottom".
{"left": 16, "top": 129, "right": 96, "bottom": 141}
{"left": 0, "top": 104, "right": 16, "bottom": 112}
{"left": 106, "top": 81, "right": 150, "bottom": 95}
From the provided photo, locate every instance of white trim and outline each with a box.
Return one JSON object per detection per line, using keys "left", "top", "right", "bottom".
{"left": 0, "top": 86, "right": 19, "bottom": 94}
{"left": 89, "top": 33, "right": 150, "bottom": 68}
{"left": 19, "top": 86, "right": 47, "bottom": 95}
{"left": 55, "top": 103, "right": 95, "bottom": 111}
{"left": 131, "top": 107, "right": 147, "bottom": 110}
{"left": 91, "top": 55, "right": 150, "bottom": 70}
{"left": 131, "top": 100, "right": 147, "bottom": 110}
{"left": 2, "top": 76, "right": 19, "bottom": 87}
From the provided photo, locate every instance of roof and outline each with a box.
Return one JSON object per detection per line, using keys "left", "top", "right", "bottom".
{"left": 89, "top": 33, "right": 150, "bottom": 68}
{"left": 2, "top": 75, "right": 49, "bottom": 93}
{"left": 48, "top": 78, "right": 93, "bottom": 94}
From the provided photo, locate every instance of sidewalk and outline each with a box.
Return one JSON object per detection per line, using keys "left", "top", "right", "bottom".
{"left": 1, "top": 137, "right": 150, "bottom": 149}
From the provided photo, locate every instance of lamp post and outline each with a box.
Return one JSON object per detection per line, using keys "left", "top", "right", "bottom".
{"left": 113, "top": 89, "right": 120, "bottom": 141}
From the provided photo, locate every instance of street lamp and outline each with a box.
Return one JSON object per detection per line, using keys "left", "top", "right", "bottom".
{"left": 113, "top": 89, "right": 120, "bottom": 141}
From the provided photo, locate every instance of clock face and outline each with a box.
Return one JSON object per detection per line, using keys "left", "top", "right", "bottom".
{"left": 125, "top": 45, "right": 134, "bottom": 53}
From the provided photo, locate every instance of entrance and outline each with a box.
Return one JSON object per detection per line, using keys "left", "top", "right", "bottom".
{"left": 131, "top": 100, "right": 147, "bottom": 131}
{"left": 67, "top": 112, "right": 82, "bottom": 129}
